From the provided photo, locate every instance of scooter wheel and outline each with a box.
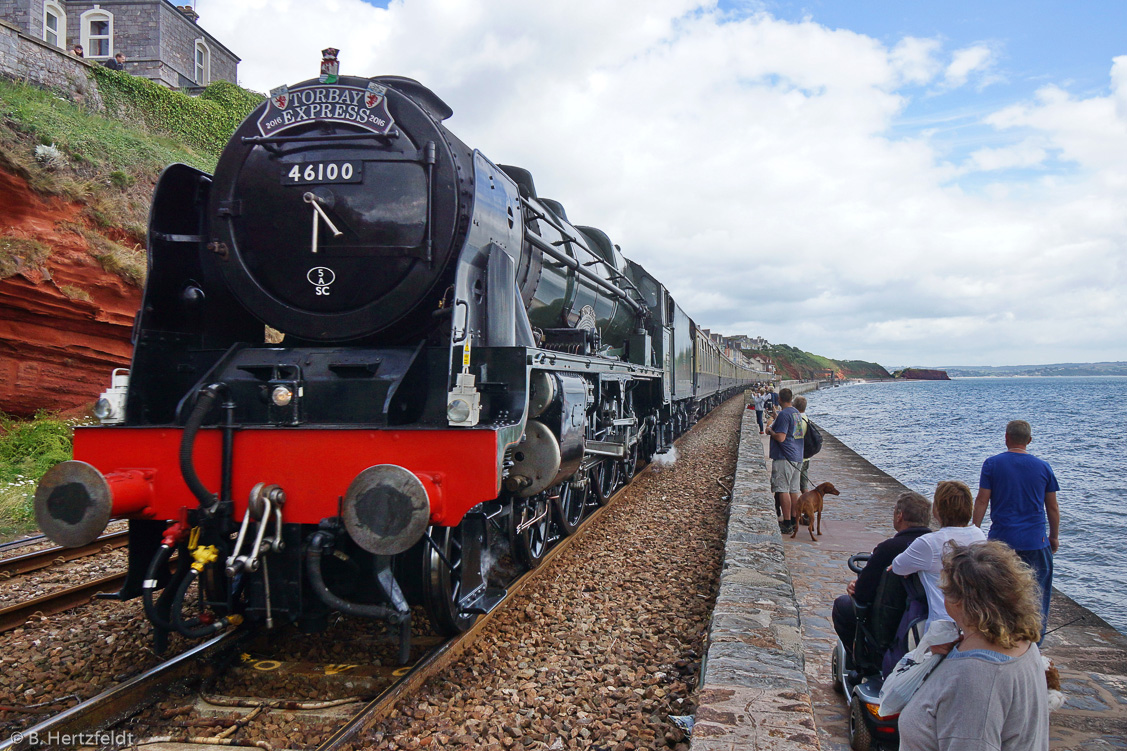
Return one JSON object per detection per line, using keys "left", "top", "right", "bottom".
{"left": 831, "top": 646, "right": 844, "bottom": 694}
{"left": 849, "top": 694, "right": 873, "bottom": 751}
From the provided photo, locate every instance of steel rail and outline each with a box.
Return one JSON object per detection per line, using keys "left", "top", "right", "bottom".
{"left": 0, "top": 530, "right": 130, "bottom": 577}
{"left": 0, "top": 629, "right": 250, "bottom": 751}
{"left": 0, "top": 571, "right": 129, "bottom": 632}
{"left": 0, "top": 534, "right": 46, "bottom": 554}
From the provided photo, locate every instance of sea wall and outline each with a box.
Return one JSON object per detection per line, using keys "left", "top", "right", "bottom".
{"left": 690, "top": 407, "right": 819, "bottom": 750}
{"left": 694, "top": 400, "right": 1127, "bottom": 749}
{"left": 778, "top": 380, "right": 819, "bottom": 395}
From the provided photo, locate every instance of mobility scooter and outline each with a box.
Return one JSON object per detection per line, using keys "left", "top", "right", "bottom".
{"left": 831, "top": 553, "right": 929, "bottom": 750}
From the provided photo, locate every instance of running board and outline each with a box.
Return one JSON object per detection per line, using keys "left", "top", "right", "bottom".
{"left": 462, "top": 587, "right": 507, "bottom": 615}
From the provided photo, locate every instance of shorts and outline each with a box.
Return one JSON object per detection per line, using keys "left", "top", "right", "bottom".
{"left": 771, "top": 459, "right": 801, "bottom": 494}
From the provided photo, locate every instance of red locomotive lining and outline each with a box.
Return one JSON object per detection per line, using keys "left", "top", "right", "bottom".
{"left": 73, "top": 427, "right": 501, "bottom": 527}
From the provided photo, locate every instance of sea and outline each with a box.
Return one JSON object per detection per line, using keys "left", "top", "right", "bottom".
{"left": 805, "top": 376, "right": 1127, "bottom": 636}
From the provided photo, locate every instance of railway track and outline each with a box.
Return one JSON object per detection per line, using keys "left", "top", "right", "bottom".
{"left": 0, "top": 464, "right": 647, "bottom": 751}
{"left": 0, "top": 530, "right": 129, "bottom": 578}
{"left": 0, "top": 530, "right": 132, "bottom": 633}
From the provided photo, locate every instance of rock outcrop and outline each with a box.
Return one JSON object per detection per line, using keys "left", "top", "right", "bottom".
{"left": 896, "top": 368, "right": 951, "bottom": 381}
{"left": 0, "top": 166, "right": 140, "bottom": 417}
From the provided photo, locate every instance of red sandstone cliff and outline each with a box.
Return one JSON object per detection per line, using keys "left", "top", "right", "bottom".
{"left": 897, "top": 368, "right": 951, "bottom": 381}
{"left": 0, "top": 166, "right": 141, "bottom": 417}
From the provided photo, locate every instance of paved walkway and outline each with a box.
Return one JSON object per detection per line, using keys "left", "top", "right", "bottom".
{"left": 773, "top": 428, "right": 1127, "bottom": 750}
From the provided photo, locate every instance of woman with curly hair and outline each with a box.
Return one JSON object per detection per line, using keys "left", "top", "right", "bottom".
{"left": 899, "top": 540, "right": 1048, "bottom": 751}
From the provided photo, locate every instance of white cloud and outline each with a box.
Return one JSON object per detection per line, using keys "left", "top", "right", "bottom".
{"left": 943, "top": 44, "right": 997, "bottom": 90}
{"left": 195, "top": 1, "right": 1127, "bottom": 366}
{"left": 891, "top": 36, "right": 943, "bottom": 86}
{"left": 965, "top": 137, "right": 1049, "bottom": 172}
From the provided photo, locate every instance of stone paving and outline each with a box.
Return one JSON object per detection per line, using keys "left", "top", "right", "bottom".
{"left": 777, "top": 426, "right": 1127, "bottom": 750}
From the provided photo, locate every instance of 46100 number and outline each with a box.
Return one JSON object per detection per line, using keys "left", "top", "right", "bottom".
{"left": 283, "top": 161, "right": 363, "bottom": 185}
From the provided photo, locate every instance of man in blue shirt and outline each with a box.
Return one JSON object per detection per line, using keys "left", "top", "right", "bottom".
{"left": 767, "top": 387, "right": 804, "bottom": 534}
{"left": 973, "top": 420, "right": 1060, "bottom": 640}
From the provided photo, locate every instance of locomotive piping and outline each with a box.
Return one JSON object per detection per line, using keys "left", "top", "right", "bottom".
{"left": 305, "top": 532, "right": 403, "bottom": 623}
{"left": 141, "top": 544, "right": 178, "bottom": 631}
{"left": 180, "top": 384, "right": 223, "bottom": 512}
{"left": 171, "top": 568, "right": 231, "bottom": 638}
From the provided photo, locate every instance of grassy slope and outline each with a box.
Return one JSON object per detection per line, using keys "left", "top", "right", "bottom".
{"left": 750, "top": 344, "right": 891, "bottom": 380}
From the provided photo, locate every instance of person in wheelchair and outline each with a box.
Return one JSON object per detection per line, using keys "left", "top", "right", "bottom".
{"left": 832, "top": 491, "right": 932, "bottom": 666}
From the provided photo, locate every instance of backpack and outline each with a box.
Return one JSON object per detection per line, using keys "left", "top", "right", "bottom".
{"left": 803, "top": 418, "right": 823, "bottom": 457}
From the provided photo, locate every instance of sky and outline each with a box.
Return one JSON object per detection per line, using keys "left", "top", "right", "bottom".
{"left": 195, "top": 0, "right": 1127, "bottom": 368}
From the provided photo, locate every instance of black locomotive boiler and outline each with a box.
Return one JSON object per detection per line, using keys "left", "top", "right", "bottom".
{"left": 33, "top": 75, "right": 769, "bottom": 659}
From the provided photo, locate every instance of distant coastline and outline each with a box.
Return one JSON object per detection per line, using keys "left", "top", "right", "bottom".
{"left": 884, "top": 362, "right": 1127, "bottom": 379}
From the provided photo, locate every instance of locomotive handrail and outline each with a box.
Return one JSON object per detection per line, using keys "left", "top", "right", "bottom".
{"left": 521, "top": 197, "right": 649, "bottom": 306}
{"left": 523, "top": 231, "right": 644, "bottom": 315}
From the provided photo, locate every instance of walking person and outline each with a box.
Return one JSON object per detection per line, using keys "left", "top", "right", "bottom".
{"left": 751, "top": 388, "right": 768, "bottom": 434}
{"left": 766, "top": 387, "right": 803, "bottom": 533}
{"left": 71, "top": 44, "right": 84, "bottom": 57}
{"left": 973, "top": 419, "right": 1060, "bottom": 642}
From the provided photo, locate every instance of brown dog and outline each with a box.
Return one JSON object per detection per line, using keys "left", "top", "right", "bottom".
{"left": 790, "top": 481, "right": 840, "bottom": 541}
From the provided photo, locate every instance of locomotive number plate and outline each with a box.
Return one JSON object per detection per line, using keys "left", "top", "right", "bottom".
{"left": 282, "top": 161, "right": 363, "bottom": 185}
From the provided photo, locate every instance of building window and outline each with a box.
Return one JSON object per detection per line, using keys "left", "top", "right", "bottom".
{"left": 194, "top": 40, "right": 210, "bottom": 85}
{"left": 80, "top": 8, "right": 113, "bottom": 59}
{"left": 43, "top": 2, "right": 66, "bottom": 48}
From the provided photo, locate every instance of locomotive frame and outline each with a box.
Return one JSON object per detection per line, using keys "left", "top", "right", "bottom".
{"left": 34, "top": 75, "right": 771, "bottom": 659}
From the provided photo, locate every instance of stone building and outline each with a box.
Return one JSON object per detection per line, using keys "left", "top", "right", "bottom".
{"left": 0, "top": 0, "right": 237, "bottom": 88}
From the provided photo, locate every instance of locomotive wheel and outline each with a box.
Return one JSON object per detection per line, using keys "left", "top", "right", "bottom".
{"left": 592, "top": 458, "right": 620, "bottom": 506}
{"left": 622, "top": 440, "right": 641, "bottom": 481}
{"left": 422, "top": 525, "right": 479, "bottom": 636}
{"left": 515, "top": 496, "right": 550, "bottom": 568}
{"left": 553, "top": 478, "right": 586, "bottom": 536}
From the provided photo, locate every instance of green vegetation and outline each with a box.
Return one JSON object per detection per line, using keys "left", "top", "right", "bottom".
{"left": 0, "top": 235, "right": 51, "bottom": 279}
{"left": 0, "top": 412, "right": 76, "bottom": 535}
{"left": 59, "top": 284, "right": 92, "bottom": 302}
{"left": 0, "top": 75, "right": 216, "bottom": 175}
{"left": 92, "top": 68, "right": 262, "bottom": 159}
{"left": 61, "top": 221, "right": 147, "bottom": 284}
{"left": 0, "top": 74, "right": 259, "bottom": 287}
{"left": 747, "top": 343, "right": 891, "bottom": 381}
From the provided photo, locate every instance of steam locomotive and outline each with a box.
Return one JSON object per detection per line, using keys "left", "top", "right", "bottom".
{"left": 33, "top": 74, "right": 769, "bottom": 660}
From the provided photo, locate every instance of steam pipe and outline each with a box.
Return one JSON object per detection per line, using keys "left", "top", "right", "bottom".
{"left": 180, "top": 384, "right": 223, "bottom": 512}
{"left": 305, "top": 532, "right": 401, "bottom": 622}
